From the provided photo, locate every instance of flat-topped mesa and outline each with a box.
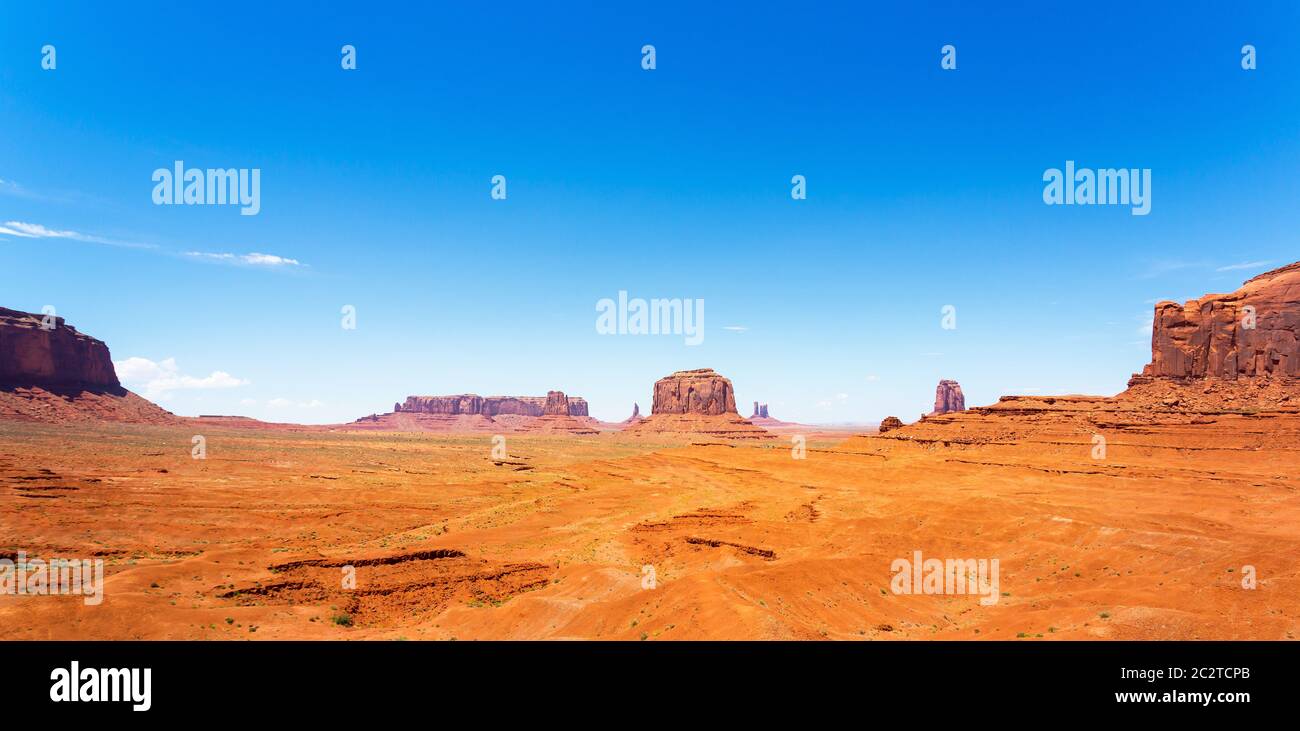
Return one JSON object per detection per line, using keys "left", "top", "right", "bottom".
{"left": 932, "top": 379, "right": 966, "bottom": 414}
{"left": 652, "top": 368, "right": 737, "bottom": 415}
{"left": 1135, "top": 262, "right": 1300, "bottom": 382}
{"left": 0, "top": 307, "right": 120, "bottom": 389}
{"left": 395, "top": 392, "right": 589, "bottom": 417}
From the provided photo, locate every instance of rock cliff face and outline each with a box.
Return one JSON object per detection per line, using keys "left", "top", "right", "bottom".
{"left": 932, "top": 380, "right": 966, "bottom": 414}
{"left": 0, "top": 307, "right": 120, "bottom": 388}
{"left": 1137, "top": 262, "right": 1300, "bottom": 381}
{"left": 395, "top": 392, "right": 589, "bottom": 417}
{"left": 651, "top": 368, "right": 737, "bottom": 415}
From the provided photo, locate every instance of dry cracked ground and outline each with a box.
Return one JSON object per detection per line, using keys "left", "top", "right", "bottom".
{"left": 2, "top": 415, "right": 1298, "bottom": 640}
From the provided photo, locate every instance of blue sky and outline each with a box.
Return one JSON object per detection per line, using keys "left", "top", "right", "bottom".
{"left": 2, "top": 1, "right": 1298, "bottom": 424}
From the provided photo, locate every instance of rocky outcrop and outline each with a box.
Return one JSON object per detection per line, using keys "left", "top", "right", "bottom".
{"left": 395, "top": 392, "right": 589, "bottom": 417}
{"left": 750, "top": 402, "right": 770, "bottom": 419}
{"left": 651, "top": 368, "right": 737, "bottom": 415}
{"left": 932, "top": 380, "right": 965, "bottom": 414}
{"left": 0, "top": 307, "right": 120, "bottom": 389}
{"left": 622, "top": 402, "right": 642, "bottom": 424}
{"left": 1135, "top": 262, "right": 1300, "bottom": 382}
{"left": 878, "top": 416, "right": 904, "bottom": 433}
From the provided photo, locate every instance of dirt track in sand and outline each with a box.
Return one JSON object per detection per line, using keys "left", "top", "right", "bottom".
{"left": 1, "top": 415, "right": 1298, "bottom": 640}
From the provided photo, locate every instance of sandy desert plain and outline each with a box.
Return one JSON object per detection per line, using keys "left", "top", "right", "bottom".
{"left": 2, "top": 264, "right": 1300, "bottom": 641}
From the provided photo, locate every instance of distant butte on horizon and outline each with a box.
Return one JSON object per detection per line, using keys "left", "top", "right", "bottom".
{"left": 2, "top": 261, "right": 1299, "bottom": 428}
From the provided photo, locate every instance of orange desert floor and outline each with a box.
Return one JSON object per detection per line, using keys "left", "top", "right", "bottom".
{"left": 2, "top": 415, "right": 1298, "bottom": 640}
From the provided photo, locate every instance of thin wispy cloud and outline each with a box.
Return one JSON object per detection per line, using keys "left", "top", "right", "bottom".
{"left": 1216, "top": 260, "right": 1272, "bottom": 272}
{"left": 1, "top": 216, "right": 303, "bottom": 268}
{"left": 1135, "top": 259, "right": 1206, "bottom": 280}
{"left": 722, "top": 325, "right": 748, "bottom": 332}
{"left": 0, "top": 219, "right": 156, "bottom": 249}
{"left": 185, "top": 251, "right": 302, "bottom": 267}
{"left": 0, "top": 178, "right": 36, "bottom": 200}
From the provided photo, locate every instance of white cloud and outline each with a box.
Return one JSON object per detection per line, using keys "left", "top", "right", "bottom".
{"left": 866, "top": 374, "right": 880, "bottom": 382}
{"left": 114, "top": 356, "right": 249, "bottom": 399}
{"left": 267, "top": 397, "right": 292, "bottom": 408}
{"left": 1136, "top": 312, "right": 1154, "bottom": 335}
{"left": 0, "top": 219, "right": 154, "bottom": 249}
{"left": 186, "top": 251, "right": 302, "bottom": 267}
{"left": 0, "top": 221, "right": 78, "bottom": 238}
{"left": 1216, "top": 260, "right": 1272, "bottom": 272}
{"left": 722, "top": 325, "right": 748, "bottom": 332}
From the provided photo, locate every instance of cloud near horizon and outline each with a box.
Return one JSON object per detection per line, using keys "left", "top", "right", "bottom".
{"left": 114, "top": 356, "right": 249, "bottom": 399}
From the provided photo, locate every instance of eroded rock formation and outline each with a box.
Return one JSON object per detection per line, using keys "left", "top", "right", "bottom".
{"left": 751, "top": 402, "right": 770, "bottom": 419}
{"left": 878, "top": 416, "right": 904, "bottom": 433}
{"left": 932, "top": 380, "right": 966, "bottom": 414}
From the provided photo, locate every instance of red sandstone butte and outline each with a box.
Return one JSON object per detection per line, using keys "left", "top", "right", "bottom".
{"left": 628, "top": 368, "right": 772, "bottom": 438}
{"left": 0, "top": 307, "right": 120, "bottom": 388}
{"left": 931, "top": 379, "right": 966, "bottom": 415}
{"left": 650, "top": 368, "right": 737, "bottom": 415}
